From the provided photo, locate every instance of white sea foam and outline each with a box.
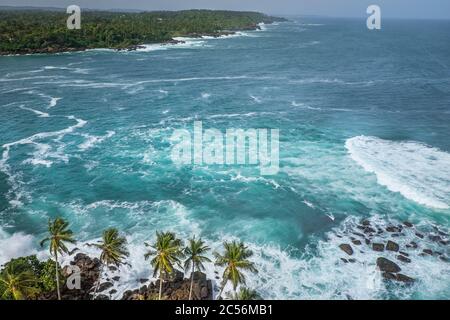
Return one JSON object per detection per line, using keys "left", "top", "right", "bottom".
{"left": 0, "top": 227, "right": 41, "bottom": 266}
{"left": 346, "top": 136, "right": 450, "bottom": 210}
{"left": 291, "top": 101, "right": 321, "bottom": 110}
{"left": 78, "top": 131, "right": 115, "bottom": 151}
{"left": 303, "top": 199, "right": 315, "bottom": 208}
{"left": 19, "top": 105, "right": 50, "bottom": 117}
{"left": 201, "top": 92, "right": 211, "bottom": 99}
{"left": 49, "top": 97, "right": 61, "bottom": 108}
{"left": 250, "top": 95, "right": 262, "bottom": 103}
{"left": 135, "top": 38, "right": 209, "bottom": 52}
{"left": 2, "top": 115, "right": 86, "bottom": 173}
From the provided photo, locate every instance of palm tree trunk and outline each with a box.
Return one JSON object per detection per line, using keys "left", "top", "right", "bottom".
{"left": 159, "top": 272, "right": 163, "bottom": 300}
{"left": 189, "top": 265, "right": 194, "bottom": 300}
{"left": 55, "top": 252, "right": 61, "bottom": 300}
{"left": 217, "top": 282, "right": 225, "bottom": 300}
{"left": 92, "top": 264, "right": 105, "bottom": 300}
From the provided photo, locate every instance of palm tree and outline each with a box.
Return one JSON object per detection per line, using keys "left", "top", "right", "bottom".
{"left": 40, "top": 217, "right": 76, "bottom": 300}
{"left": 214, "top": 241, "right": 258, "bottom": 299}
{"left": 184, "top": 237, "right": 211, "bottom": 300}
{"left": 226, "top": 287, "right": 261, "bottom": 300}
{"left": 91, "top": 228, "right": 129, "bottom": 298}
{"left": 144, "top": 231, "right": 183, "bottom": 300}
{"left": 0, "top": 264, "right": 38, "bottom": 300}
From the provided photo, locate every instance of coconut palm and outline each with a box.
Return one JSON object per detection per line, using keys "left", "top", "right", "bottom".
{"left": 184, "top": 237, "right": 211, "bottom": 300}
{"left": 144, "top": 231, "right": 183, "bottom": 300}
{"left": 91, "top": 228, "right": 129, "bottom": 298}
{"left": 214, "top": 241, "right": 257, "bottom": 299}
{"left": 0, "top": 263, "right": 38, "bottom": 300}
{"left": 226, "top": 287, "right": 261, "bottom": 300}
{"left": 40, "top": 217, "right": 76, "bottom": 300}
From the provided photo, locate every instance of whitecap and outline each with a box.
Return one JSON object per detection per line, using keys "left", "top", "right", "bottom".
{"left": 346, "top": 136, "right": 450, "bottom": 209}
{"left": 0, "top": 227, "right": 41, "bottom": 266}
{"left": 19, "top": 105, "right": 50, "bottom": 117}
{"left": 78, "top": 131, "right": 115, "bottom": 151}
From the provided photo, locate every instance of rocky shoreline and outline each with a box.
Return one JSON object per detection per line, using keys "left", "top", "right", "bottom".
{"left": 337, "top": 218, "right": 449, "bottom": 286}
{"left": 0, "top": 23, "right": 265, "bottom": 56}
{"left": 35, "top": 252, "right": 214, "bottom": 300}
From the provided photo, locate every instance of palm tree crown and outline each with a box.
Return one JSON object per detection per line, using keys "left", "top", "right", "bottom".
{"left": 144, "top": 231, "right": 183, "bottom": 300}
{"left": 0, "top": 263, "right": 38, "bottom": 300}
{"left": 227, "top": 287, "right": 261, "bottom": 300}
{"left": 40, "top": 217, "right": 76, "bottom": 300}
{"left": 184, "top": 237, "right": 211, "bottom": 274}
{"left": 40, "top": 217, "right": 76, "bottom": 257}
{"left": 93, "top": 228, "right": 129, "bottom": 267}
{"left": 184, "top": 237, "right": 211, "bottom": 300}
{"left": 214, "top": 241, "right": 258, "bottom": 297}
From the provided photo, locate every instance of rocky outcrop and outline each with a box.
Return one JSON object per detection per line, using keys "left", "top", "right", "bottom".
{"left": 386, "top": 240, "right": 399, "bottom": 252}
{"left": 121, "top": 270, "right": 213, "bottom": 300}
{"left": 377, "top": 257, "right": 401, "bottom": 273}
{"left": 339, "top": 244, "right": 353, "bottom": 255}
{"left": 37, "top": 253, "right": 102, "bottom": 300}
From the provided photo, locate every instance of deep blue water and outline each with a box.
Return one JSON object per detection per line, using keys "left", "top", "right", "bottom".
{"left": 1, "top": 17, "right": 449, "bottom": 299}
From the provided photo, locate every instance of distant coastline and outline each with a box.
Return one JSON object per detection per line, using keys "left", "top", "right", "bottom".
{"left": 0, "top": 9, "right": 287, "bottom": 56}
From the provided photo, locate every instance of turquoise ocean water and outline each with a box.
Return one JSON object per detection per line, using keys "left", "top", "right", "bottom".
{"left": 1, "top": 17, "right": 450, "bottom": 299}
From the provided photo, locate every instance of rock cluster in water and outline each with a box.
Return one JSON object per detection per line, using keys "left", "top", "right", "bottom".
{"left": 338, "top": 219, "right": 449, "bottom": 284}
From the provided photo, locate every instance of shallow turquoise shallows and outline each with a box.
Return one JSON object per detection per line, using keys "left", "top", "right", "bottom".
{"left": 1, "top": 17, "right": 450, "bottom": 299}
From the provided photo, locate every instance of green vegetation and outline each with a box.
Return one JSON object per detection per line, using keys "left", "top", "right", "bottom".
{"left": 145, "top": 231, "right": 184, "bottom": 300}
{"left": 90, "top": 228, "right": 129, "bottom": 298}
{"left": 214, "top": 240, "right": 258, "bottom": 299}
{"left": 0, "top": 218, "right": 260, "bottom": 300}
{"left": 40, "top": 217, "right": 76, "bottom": 300}
{"left": 0, "top": 255, "right": 58, "bottom": 300}
{"left": 183, "top": 237, "right": 211, "bottom": 300}
{"left": 0, "top": 9, "right": 286, "bottom": 55}
{"left": 226, "top": 287, "right": 262, "bottom": 300}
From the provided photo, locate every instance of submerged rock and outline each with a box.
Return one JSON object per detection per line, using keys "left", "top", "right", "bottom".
{"left": 339, "top": 244, "right": 354, "bottom": 255}
{"left": 377, "top": 257, "right": 401, "bottom": 273}
{"left": 403, "top": 221, "right": 413, "bottom": 228}
{"left": 386, "top": 240, "right": 399, "bottom": 252}
{"left": 397, "top": 255, "right": 411, "bottom": 263}
{"left": 98, "top": 282, "right": 113, "bottom": 292}
{"left": 372, "top": 243, "right": 385, "bottom": 252}
{"left": 382, "top": 272, "right": 415, "bottom": 284}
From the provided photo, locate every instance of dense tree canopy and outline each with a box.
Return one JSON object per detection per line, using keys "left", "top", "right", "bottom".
{"left": 0, "top": 9, "right": 286, "bottom": 54}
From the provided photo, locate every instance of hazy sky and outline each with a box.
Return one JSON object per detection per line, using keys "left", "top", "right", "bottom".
{"left": 1, "top": 0, "right": 449, "bottom": 19}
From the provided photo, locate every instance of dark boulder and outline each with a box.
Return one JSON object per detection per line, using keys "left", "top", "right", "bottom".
{"left": 163, "top": 269, "right": 184, "bottom": 282}
{"left": 339, "top": 244, "right": 353, "bottom": 256}
{"left": 386, "top": 240, "right": 399, "bottom": 252}
{"left": 396, "top": 274, "right": 415, "bottom": 284}
{"left": 403, "top": 221, "right": 413, "bottom": 228}
{"left": 351, "top": 239, "right": 362, "bottom": 246}
{"left": 98, "top": 282, "right": 113, "bottom": 292}
{"left": 377, "top": 257, "right": 401, "bottom": 273}
{"left": 397, "top": 255, "right": 411, "bottom": 263}
{"left": 372, "top": 243, "right": 385, "bottom": 252}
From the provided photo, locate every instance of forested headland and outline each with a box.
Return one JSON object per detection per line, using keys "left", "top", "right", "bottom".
{"left": 0, "top": 9, "right": 286, "bottom": 55}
